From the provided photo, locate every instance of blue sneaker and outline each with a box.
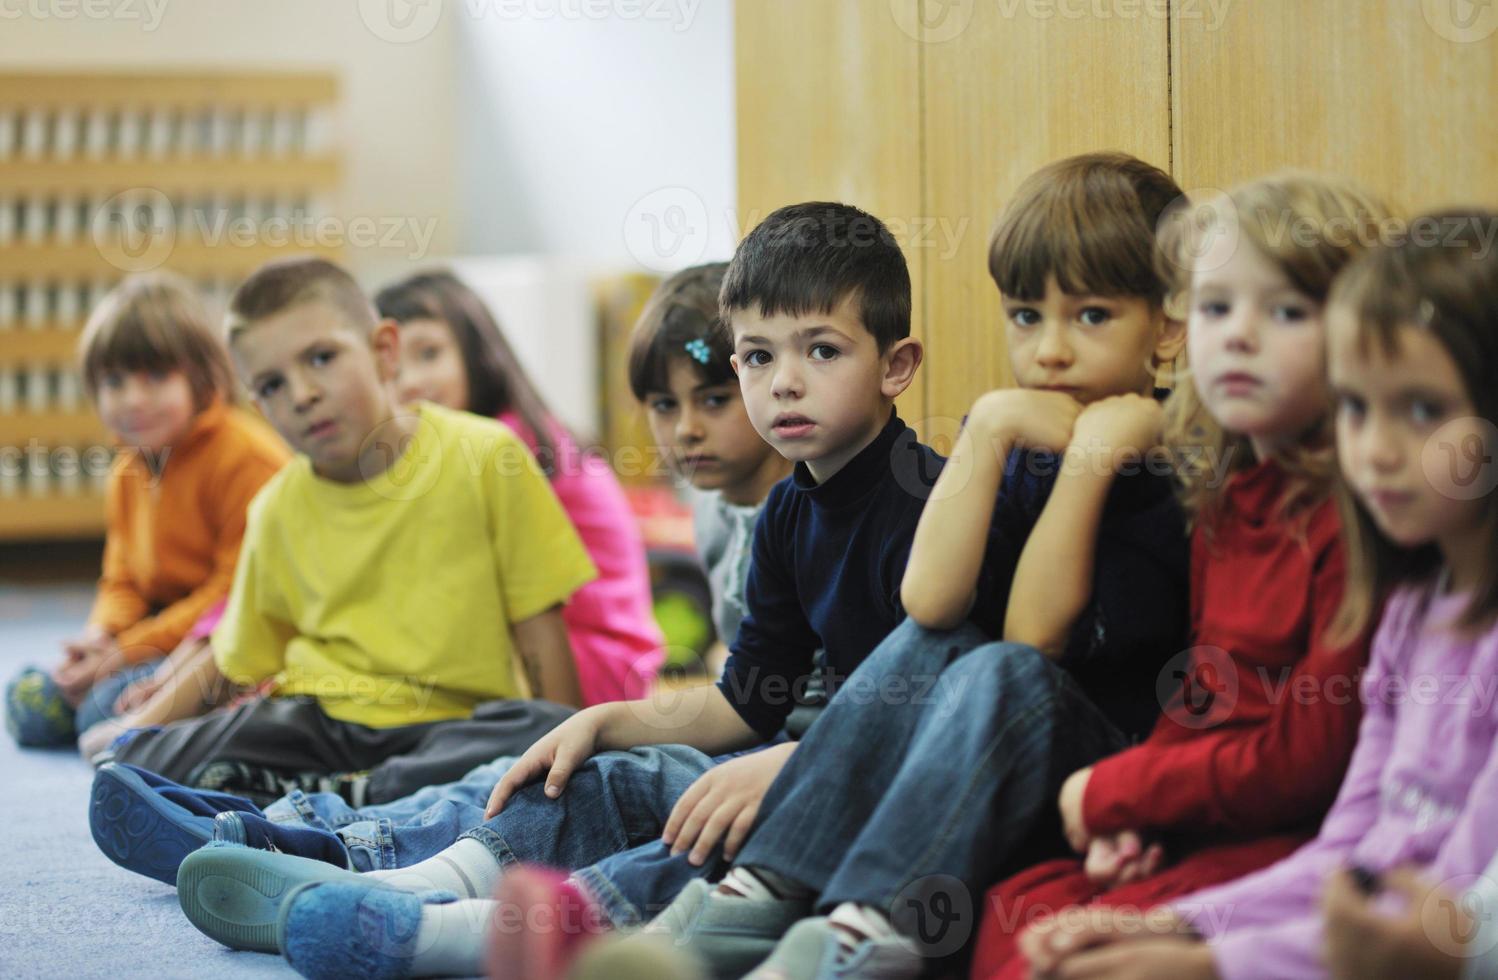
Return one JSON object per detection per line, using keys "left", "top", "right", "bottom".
{"left": 177, "top": 843, "right": 374, "bottom": 953}
{"left": 278, "top": 881, "right": 458, "bottom": 980}
{"left": 90, "top": 762, "right": 217, "bottom": 885}
{"left": 6, "top": 667, "right": 75, "bottom": 747}
{"left": 214, "top": 811, "right": 350, "bottom": 869}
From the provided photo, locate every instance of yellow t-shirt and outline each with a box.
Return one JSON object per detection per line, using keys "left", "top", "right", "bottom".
{"left": 212, "top": 402, "right": 598, "bottom": 727}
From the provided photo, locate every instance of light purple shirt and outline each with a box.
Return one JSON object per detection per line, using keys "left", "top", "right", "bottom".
{"left": 1176, "top": 584, "right": 1498, "bottom": 979}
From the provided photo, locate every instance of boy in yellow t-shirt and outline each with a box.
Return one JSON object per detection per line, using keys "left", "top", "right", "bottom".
{"left": 103, "top": 257, "right": 597, "bottom": 806}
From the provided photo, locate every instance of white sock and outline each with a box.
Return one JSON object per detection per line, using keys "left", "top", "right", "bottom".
{"left": 827, "top": 902, "right": 900, "bottom": 959}
{"left": 406, "top": 899, "right": 495, "bottom": 977}
{"left": 715, "top": 866, "right": 813, "bottom": 902}
{"left": 365, "top": 838, "right": 500, "bottom": 898}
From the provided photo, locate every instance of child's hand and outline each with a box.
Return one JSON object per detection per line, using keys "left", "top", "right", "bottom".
{"left": 1070, "top": 393, "right": 1165, "bottom": 465}
{"left": 968, "top": 389, "right": 1083, "bottom": 456}
{"left": 1084, "top": 830, "right": 1166, "bottom": 887}
{"left": 62, "top": 625, "right": 113, "bottom": 661}
{"left": 662, "top": 741, "right": 797, "bottom": 866}
{"left": 485, "top": 709, "right": 603, "bottom": 817}
{"left": 1322, "top": 867, "right": 1468, "bottom": 980}
{"left": 1020, "top": 904, "right": 1197, "bottom": 976}
{"left": 113, "top": 673, "right": 164, "bottom": 714}
{"left": 1058, "top": 766, "right": 1093, "bottom": 852}
{"left": 53, "top": 641, "right": 123, "bottom": 706}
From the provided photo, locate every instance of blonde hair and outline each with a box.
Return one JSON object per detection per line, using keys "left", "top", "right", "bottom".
{"left": 79, "top": 272, "right": 237, "bottom": 409}
{"left": 1158, "top": 172, "right": 1395, "bottom": 529}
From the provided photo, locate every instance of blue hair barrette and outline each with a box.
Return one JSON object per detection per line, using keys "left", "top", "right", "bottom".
{"left": 684, "top": 338, "right": 713, "bottom": 365}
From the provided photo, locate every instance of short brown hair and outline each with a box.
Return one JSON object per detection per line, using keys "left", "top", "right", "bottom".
{"left": 629, "top": 263, "right": 734, "bottom": 401}
{"left": 79, "top": 271, "right": 237, "bottom": 409}
{"left": 989, "top": 152, "right": 1182, "bottom": 305}
{"left": 226, "top": 256, "right": 376, "bottom": 343}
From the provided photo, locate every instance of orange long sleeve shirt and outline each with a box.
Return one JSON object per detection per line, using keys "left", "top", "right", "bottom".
{"left": 88, "top": 398, "right": 289, "bottom": 661}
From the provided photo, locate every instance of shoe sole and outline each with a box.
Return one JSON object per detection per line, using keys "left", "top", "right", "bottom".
{"left": 177, "top": 847, "right": 365, "bottom": 953}
{"left": 89, "top": 764, "right": 210, "bottom": 886}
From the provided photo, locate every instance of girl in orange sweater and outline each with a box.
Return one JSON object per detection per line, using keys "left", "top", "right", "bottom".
{"left": 5, "top": 272, "right": 288, "bottom": 750}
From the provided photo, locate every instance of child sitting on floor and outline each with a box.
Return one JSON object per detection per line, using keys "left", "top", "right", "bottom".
{"left": 6, "top": 272, "right": 287, "bottom": 750}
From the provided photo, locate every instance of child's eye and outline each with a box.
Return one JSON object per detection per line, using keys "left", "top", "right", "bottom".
{"left": 418, "top": 346, "right": 442, "bottom": 362}
{"left": 1409, "top": 398, "right": 1445, "bottom": 425}
{"left": 702, "top": 393, "right": 733, "bottom": 410}
{"left": 1196, "top": 299, "right": 1230, "bottom": 319}
{"left": 647, "top": 396, "right": 677, "bottom": 414}
{"left": 99, "top": 371, "right": 125, "bottom": 390}
{"left": 1270, "top": 304, "right": 1310, "bottom": 323}
{"left": 256, "top": 377, "right": 284, "bottom": 399}
{"left": 1078, "top": 307, "right": 1112, "bottom": 326}
{"left": 809, "top": 344, "right": 839, "bottom": 361}
{"left": 147, "top": 369, "right": 170, "bottom": 383}
{"left": 309, "top": 349, "right": 336, "bottom": 367}
{"left": 1337, "top": 393, "right": 1367, "bottom": 422}
{"left": 741, "top": 350, "right": 771, "bottom": 368}
{"left": 1008, "top": 308, "right": 1041, "bottom": 328}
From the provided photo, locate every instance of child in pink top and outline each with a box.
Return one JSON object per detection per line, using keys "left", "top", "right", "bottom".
{"left": 376, "top": 271, "right": 663, "bottom": 705}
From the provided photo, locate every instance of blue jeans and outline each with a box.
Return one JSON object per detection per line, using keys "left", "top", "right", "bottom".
{"left": 458, "top": 742, "right": 784, "bottom": 926}
{"left": 735, "top": 618, "right": 1128, "bottom": 948}
{"left": 77, "top": 661, "right": 159, "bottom": 734}
{"left": 267, "top": 742, "right": 753, "bottom": 926}
{"left": 264, "top": 756, "right": 521, "bottom": 871}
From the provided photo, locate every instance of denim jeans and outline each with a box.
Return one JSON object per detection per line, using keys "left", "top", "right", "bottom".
{"left": 734, "top": 618, "right": 1129, "bottom": 951}
{"left": 267, "top": 741, "right": 748, "bottom": 926}
{"left": 457, "top": 742, "right": 786, "bottom": 927}
{"left": 77, "top": 661, "right": 159, "bottom": 734}
{"left": 264, "top": 756, "right": 521, "bottom": 871}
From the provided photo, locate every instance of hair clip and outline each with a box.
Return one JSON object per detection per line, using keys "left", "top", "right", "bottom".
{"left": 684, "top": 338, "right": 713, "bottom": 365}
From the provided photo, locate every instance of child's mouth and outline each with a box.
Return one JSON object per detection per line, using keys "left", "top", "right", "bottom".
{"left": 773, "top": 416, "right": 816, "bottom": 438}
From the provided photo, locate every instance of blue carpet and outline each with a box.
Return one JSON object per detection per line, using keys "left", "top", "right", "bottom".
{"left": 0, "top": 584, "right": 292, "bottom": 978}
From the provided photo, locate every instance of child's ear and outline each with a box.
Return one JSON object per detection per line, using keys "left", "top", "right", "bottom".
{"left": 371, "top": 318, "right": 402, "bottom": 382}
{"left": 880, "top": 337, "right": 924, "bottom": 400}
{"left": 1152, "top": 311, "right": 1187, "bottom": 368}
{"left": 730, "top": 353, "right": 741, "bottom": 376}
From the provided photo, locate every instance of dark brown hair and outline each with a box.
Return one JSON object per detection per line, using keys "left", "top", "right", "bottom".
{"left": 80, "top": 271, "right": 237, "bottom": 410}
{"left": 628, "top": 262, "right": 734, "bottom": 401}
{"left": 226, "top": 256, "right": 377, "bottom": 342}
{"left": 720, "top": 202, "right": 910, "bottom": 351}
{"left": 989, "top": 152, "right": 1182, "bottom": 305}
{"left": 374, "top": 270, "right": 560, "bottom": 474}
{"left": 1329, "top": 208, "right": 1498, "bottom": 639}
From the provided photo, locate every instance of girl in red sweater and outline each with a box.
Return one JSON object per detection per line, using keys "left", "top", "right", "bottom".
{"left": 970, "top": 174, "right": 1391, "bottom": 980}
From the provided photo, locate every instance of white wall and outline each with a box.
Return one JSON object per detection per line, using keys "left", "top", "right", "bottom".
{"left": 452, "top": 0, "right": 738, "bottom": 272}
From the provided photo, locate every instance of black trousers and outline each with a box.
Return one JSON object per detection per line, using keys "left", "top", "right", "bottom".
{"left": 109, "top": 696, "right": 573, "bottom": 804}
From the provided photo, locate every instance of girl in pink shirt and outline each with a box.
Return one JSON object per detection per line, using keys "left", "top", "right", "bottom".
{"left": 376, "top": 271, "right": 663, "bottom": 706}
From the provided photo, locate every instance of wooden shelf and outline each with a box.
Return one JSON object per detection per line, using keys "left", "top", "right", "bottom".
{"left": 0, "top": 157, "right": 341, "bottom": 195}
{"left": 0, "top": 72, "right": 338, "bottom": 108}
{"left": 0, "top": 493, "right": 106, "bottom": 540}
{"left": 0, "top": 411, "right": 110, "bottom": 447}
{"left": 0, "top": 328, "right": 82, "bottom": 366}
{"left": 0, "top": 241, "right": 340, "bottom": 279}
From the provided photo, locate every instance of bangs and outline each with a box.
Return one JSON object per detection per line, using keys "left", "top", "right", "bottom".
{"left": 989, "top": 158, "right": 1172, "bottom": 304}
{"left": 629, "top": 301, "right": 735, "bottom": 401}
{"left": 79, "top": 274, "right": 233, "bottom": 406}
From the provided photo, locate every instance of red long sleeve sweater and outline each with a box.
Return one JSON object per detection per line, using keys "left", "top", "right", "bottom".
{"left": 1082, "top": 459, "right": 1369, "bottom": 838}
